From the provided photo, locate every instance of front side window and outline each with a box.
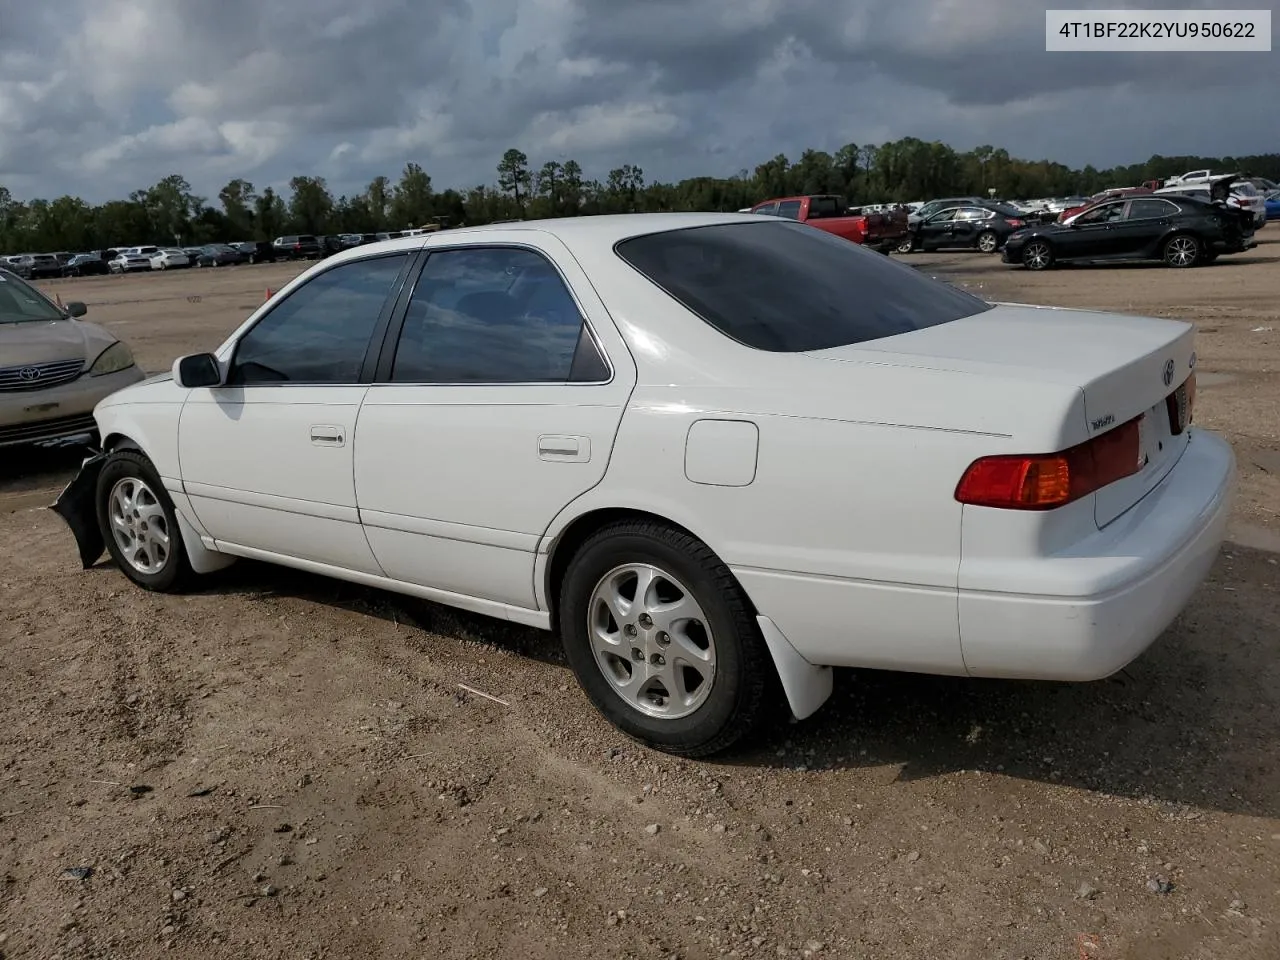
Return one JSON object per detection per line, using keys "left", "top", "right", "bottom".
{"left": 615, "top": 220, "right": 992, "bottom": 352}
{"left": 1075, "top": 202, "right": 1124, "bottom": 225}
{"left": 753, "top": 202, "right": 779, "bottom": 217}
{"left": 228, "top": 254, "right": 408, "bottom": 384}
{"left": 390, "top": 246, "right": 606, "bottom": 383}
{"left": 927, "top": 208, "right": 958, "bottom": 224}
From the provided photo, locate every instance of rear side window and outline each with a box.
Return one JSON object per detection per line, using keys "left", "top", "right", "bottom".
{"left": 775, "top": 200, "right": 802, "bottom": 220}
{"left": 1126, "top": 199, "right": 1178, "bottom": 220}
{"left": 615, "top": 221, "right": 992, "bottom": 352}
{"left": 390, "top": 246, "right": 606, "bottom": 383}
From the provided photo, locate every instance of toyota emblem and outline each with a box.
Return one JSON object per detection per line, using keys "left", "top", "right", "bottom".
{"left": 1162, "top": 358, "right": 1175, "bottom": 387}
{"left": 18, "top": 366, "right": 40, "bottom": 382}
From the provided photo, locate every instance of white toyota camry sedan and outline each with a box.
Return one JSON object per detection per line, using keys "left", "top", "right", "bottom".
{"left": 53, "top": 212, "right": 1234, "bottom": 757}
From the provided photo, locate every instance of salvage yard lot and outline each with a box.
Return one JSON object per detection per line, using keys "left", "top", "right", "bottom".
{"left": 3, "top": 244, "right": 1280, "bottom": 960}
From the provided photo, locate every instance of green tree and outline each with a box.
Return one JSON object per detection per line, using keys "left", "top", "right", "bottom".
{"left": 218, "top": 179, "right": 257, "bottom": 236}
{"left": 389, "top": 162, "right": 433, "bottom": 227}
{"left": 536, "top": 161, "right": 563, "bottom": 215}
{"left": 366, "top": 175, "right": 391, "bottom": 230}
{"left": 253, "top": 187, "right": 287, "bottom": 240}
{"left": 496, "top": 148, "right": 532, "bottom": 212}
{"left": 287, "top": 176, "right": 334, "bottom": 234}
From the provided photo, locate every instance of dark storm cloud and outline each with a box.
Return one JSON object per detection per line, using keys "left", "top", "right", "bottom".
{"left": 0, "top": 0, "right": 1274, "bottom": 203}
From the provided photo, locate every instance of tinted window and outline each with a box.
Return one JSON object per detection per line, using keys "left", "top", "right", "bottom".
{"left": 753, "top": 203, "right": 778, "bottom": 216}
{"left": 229, "top": 254, "right": 407, "bottom": 384}
{"left": 807, "top": 196, "right": 843, "bottom": 218}
{"left": 1075, "top": 202, "right": 1123, "bottom": 224}
{"left": 927, "top": 209, "right": 958, "bottom": 223}
{"left": 390, "top": 247, "right": 605, "bottom": 383}
{"left": 1126, "top": 199, "right": 1178, "bottom": 220}
{"left": 615, "top": 220, "right": 991, "bottom": 353}
{"left": 775, "top": 200, "right": 803, "bottom": 220}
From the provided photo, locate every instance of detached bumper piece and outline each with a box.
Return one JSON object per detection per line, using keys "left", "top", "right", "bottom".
{"left": 50, "top": 452, "right": 108, "bottom": 569}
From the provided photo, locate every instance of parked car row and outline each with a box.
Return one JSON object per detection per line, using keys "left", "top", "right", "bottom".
{"left": 0, "top": 227, "right": 444, "bottom": 281}
{"left": 889, "top": 173, "right": 1261, "bottom": 270}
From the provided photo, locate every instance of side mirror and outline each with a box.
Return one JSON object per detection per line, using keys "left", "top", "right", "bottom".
{"left": 65, "top": 301, "right": 87, "bottom": 317}
{"left": 173, "top": 353, "right": 223, "bottom": 388}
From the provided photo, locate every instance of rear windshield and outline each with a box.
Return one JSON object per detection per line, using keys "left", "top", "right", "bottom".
{"left": 614, "top": 220, "right": 991, "bottom": 352}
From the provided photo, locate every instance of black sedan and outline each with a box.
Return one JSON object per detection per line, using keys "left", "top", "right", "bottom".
{"left": 895, "top": 203, "right": 1028, "bottom": 254}
{"left": 1002, "top": 194, "right": 1256, "bottom": 270}
{"left": 194, "top": 243, "right": 247, "bottom": 268}
{"left": 62, "top": 252, "right": 112, "bottom": 277}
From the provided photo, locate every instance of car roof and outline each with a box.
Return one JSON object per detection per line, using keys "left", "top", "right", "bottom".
{"left": 321, "top": 212, "right": 764, "bottom": 265}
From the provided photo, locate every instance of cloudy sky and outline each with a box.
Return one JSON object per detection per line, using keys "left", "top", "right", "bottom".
{"left": 0, "top": 0, "right": 1275, "bottom": 203}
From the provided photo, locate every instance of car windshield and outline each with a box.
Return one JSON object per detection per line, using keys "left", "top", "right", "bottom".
{"left": 615, "top": 220, "right": 992, "bottom": 352}
{"left": 0, "top": 271, "right": 66, "bottom": 323}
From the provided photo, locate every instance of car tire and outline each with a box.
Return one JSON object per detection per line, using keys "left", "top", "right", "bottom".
{"left": 1022, "top": 240, "right": 1054, "bottom": 270}
{"left": 895, "top": 236, "right": 915, "bottom": 255}
{"left": 96, "top": 450, "right": 193, "bottom": 593}
{"left": 558, "top": 520, "right": 773, "bottom": 757}
{"left": 977, "top": 230, "right": 999, "bottom": 253}
{"left": 1163, "top": 234, "right": 1200, "bottom": 268}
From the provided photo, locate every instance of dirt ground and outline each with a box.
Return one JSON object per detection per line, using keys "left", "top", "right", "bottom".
{"left": 2, "top": 242, "right": 1279, "bottom": 960}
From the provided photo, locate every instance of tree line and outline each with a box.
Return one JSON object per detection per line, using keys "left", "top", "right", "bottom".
{"left": 2, "top": 139, "right": 1277, "bottom": 255}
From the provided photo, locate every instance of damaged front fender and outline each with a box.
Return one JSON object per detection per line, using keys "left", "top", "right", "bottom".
{"left": 50, "top": 451, "right": 107, "bottom": 569}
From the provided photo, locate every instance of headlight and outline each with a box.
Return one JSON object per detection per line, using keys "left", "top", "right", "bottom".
{"left": 89, "top": 341, "right": 135, "bottom": 376}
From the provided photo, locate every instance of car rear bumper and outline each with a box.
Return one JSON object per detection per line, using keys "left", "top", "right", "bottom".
{"left": 957, "top": 429, "right": 1234, "bottom": 680}
{"left": 0, "top": 365, "right": 146, "bottom": 446}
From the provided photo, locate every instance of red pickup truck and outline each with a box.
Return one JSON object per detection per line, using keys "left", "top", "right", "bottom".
{"left": 748, "top": 194, "right": 910, "bottom": 253}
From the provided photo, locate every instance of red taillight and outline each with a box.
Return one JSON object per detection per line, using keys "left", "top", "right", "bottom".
{"left": 1007, "top": 218, "right": 1024, "bottom": 227}
{"left": 955, "top": 416, "right": 1144, "bottom": 510}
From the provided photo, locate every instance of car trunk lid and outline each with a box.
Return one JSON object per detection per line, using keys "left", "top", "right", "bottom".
{"left": 804, "top": 303, "right": 1198, "bottom": 527}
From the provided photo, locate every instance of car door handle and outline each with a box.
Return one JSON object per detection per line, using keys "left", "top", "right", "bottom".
{"left": 538, "top": 435, "right": 590, "bottom": 462}
{"left": 310, "top": 425, "right": 345, "bottom": 447}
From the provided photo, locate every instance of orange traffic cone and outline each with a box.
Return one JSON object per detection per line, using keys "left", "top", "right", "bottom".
{"left": 264, "top": 288, "right": 272, "bottom": 302}
{"left": 55, "top": 293, "right": 63, "bottom": 307}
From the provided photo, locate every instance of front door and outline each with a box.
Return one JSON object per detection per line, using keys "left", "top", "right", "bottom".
{"left": 1111, "top": 197, "right": 1180, "bottom": 258}
{"left": 353, "top": 237, "right": 636, "bottom": 613}
{"left": 1058, "top": 200, "right": 1127, "bottom": 258}
{"left": 918, "top": 208, "right": 958, "bottom": 250}
{"left": 179, "top": 252, "right": 412, "bottom": 574}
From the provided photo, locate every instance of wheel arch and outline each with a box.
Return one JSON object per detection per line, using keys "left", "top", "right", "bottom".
{"left": 540, "top": 504, "right": 834, "bottom": 721}
{"left": 542, "top": 507, "right": 742, "bottom": 629}
{"left": 98, "top": 428, "right": 235, "bottom": 575}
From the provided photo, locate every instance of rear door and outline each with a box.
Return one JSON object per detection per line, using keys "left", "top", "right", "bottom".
{"left": 1112, "top": 197, "right": 1179, "bottom": 257}
{"left": 353, "top": 234, "right": 637, "bottom": 612}
{"left": 950, "top": 207, "right": 988, "bottom": 247}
